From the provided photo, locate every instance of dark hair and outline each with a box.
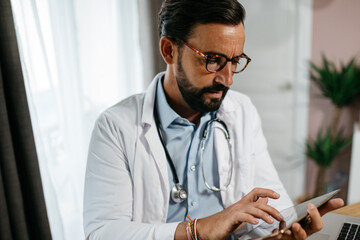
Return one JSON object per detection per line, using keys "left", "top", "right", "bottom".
{"left": 158, "top": 0, "right": 246, "bottom": 46}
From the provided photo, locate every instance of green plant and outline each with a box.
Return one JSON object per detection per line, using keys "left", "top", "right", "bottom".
{"left": 307, "top": 56, "right": 360, "bottom": 196}
{"left": 306, "top": 128, "right": 352, "bottom": 197}
{"left": 310, "top": 56, "right": 360, "bottom": 108}
{"left": 306, "top": 128, "right": 352, "bottom": 168}
{"left": 310, "top": 56, "right": 360, "bottom": 136}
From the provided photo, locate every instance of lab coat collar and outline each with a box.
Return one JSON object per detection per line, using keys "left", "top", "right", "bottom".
{"left": 142, "top": 72, "right": 164, "bottom": 126}
{"left": 156, "top": 77, "right": 181, "bottom": 129}
{"left": 217, "top": 90, "right": 236, "bottom": 116}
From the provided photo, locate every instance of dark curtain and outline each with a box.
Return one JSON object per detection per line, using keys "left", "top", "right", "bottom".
{"left": 0, "top": 0, "right": 52, "bottom": 239}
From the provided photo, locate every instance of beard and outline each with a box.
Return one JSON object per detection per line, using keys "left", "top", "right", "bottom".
{"left": 176, "top": 55, "right": 229, "bottom": 113}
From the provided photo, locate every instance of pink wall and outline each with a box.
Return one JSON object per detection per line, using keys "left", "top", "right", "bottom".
{"left": 307, "top": 0, "right": 360, "bottom": 202}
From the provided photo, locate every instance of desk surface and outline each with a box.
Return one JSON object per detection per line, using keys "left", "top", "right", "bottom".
{"left": 331, "top": 202, "right": 360, "bottom": 217}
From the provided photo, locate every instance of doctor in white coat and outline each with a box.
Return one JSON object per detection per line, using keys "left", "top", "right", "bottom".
{"left": 83, "top": 0, "right": 343, "bottom": 239}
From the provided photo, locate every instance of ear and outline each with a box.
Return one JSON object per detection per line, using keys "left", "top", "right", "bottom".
{"left": 159, "top": 36, "right": 177, "bottom": 64}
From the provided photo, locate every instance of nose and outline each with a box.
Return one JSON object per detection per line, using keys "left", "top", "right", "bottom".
{"left": 216, "top": 62, "right": 233, "bottom": 87}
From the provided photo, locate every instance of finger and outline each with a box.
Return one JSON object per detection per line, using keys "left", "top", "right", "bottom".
{"left": 257, "top": 197, "right": 269, "bottom": 205}
{"left": 283, "top": 231, "right": 293, "bottom": 240}
{"left": 276, "top": 229, "right": 292, "bottom": 240}
{"left": 254, "top": 202, "right": 284, "bottom": 222}
{"left": 307, "top": 203, "right": 323, "bottom": 234}
{"left": 279, "top": 220, "right": 286, "bottom": 230}
{"left": 292, "top": 223, "right": 307, "bottom": 240}
{"left": 318, "top": 198, "right": 344, "bottom": 216}
{"left": 236, "top": 206, "right": 274, "bottom": 224}
{"left": 236, "top": 212, "right": 260, "bottom": 225}
{"left": 243, "top": 188, "right": 280, "bottom": 202}
{"left": 275, "top": 230, "right": 290, "bottom": 240}
{"left": 241, "top": 205, "right": 281, "bottom": 224}
{"left": 271, "top": 229, "right": 282, "bottom": 239}
{"left": 275, "top": 232, "right": 283, "bottom": 239}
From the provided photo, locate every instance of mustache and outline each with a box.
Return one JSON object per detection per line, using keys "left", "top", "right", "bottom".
{"left": 201, "top": 83, "right": 229, "bottom": 93}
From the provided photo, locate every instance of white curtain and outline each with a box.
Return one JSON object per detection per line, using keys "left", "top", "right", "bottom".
{"left": 10, "top": 0, "right": 144, "bottom": 239}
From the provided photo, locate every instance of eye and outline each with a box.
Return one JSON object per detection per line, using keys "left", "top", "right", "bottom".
{"left": 207, "top": 55, "right": 223, "bottom": 65}
{"left": 231, "top": 57, "right": 240, "bottom": 65}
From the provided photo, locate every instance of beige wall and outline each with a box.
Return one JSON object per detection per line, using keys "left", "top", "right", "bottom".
{"left": 307, "top": 0, "right": 360, "bottom": 202}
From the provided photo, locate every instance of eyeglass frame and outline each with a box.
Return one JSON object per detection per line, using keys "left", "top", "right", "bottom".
{"left": 180, "top": 39, "right": 251, "bottom": 73}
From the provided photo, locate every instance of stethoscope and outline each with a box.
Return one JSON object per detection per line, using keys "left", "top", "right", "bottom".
{"left": 153, "top": 95, "right": 234, "bottom": 203}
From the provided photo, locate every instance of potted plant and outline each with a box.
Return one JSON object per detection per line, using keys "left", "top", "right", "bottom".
{"left": 307, "top": 56, "right": 360, "bottom": 196}
{"left": 306, "top": 128, "right": 351, "bottom": 196}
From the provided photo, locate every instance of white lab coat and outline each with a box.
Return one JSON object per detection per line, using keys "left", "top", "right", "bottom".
{"left": 83, "top": 72, "right": 293, "bottom": 240}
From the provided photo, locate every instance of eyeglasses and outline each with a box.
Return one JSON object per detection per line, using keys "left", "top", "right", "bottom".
{"left": 181, "top": 40, "right": 251, "bottom": 73}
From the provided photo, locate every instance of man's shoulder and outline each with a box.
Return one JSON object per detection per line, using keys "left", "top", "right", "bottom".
{"left": 108, "top": 93, "right": 145, "bottom": 113}
{"left": 96, "top": 92, "right": 145, "bottom": 128}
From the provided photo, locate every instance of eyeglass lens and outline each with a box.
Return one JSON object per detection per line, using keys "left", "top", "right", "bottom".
{"left": 206, "top": 56, "right": 248, "bottom": 73}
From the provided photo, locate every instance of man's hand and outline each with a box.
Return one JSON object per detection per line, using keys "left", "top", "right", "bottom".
{"left": 194, "top": 188, "right": 284, "bottom": 240}
{"left": 174, "top": 189, "right": 344, "bottom": 240}
{"left": 269, "top": 198, "right": 344, "bottom": 240}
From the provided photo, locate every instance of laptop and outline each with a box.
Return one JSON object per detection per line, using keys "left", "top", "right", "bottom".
{"left": 307, "top": 212, "right": 360, "bottom": 240}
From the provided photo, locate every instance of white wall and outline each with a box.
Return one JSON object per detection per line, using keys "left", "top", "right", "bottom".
{"left": 233, "top": 0, "right": 313, "bottom": 200}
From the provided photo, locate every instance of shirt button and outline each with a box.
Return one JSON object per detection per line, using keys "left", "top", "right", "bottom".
{"left": 191, "top": 201, "right": 197, "bottom": 206}
{"left": 190, "top": 165, "right": 196, "bottom": 172}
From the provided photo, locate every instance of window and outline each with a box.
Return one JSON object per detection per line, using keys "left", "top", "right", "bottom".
{"left": 11, "top": 0, "right": 143, "bottom": 238}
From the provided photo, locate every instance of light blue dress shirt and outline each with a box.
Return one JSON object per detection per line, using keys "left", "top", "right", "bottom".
{"left": 155, "top": 78, "right": 225, "bottom": 223}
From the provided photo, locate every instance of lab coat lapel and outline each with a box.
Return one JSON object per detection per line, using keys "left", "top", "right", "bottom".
{"left": 141, "top": 73, "right": 170, "bottom": 196}
{"left": 144, "top": 126, "right": 169, "bottom": 186}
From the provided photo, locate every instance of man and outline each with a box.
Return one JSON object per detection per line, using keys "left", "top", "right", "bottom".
{"left": 83, "top": 0, "right": 343, "bottom": 239}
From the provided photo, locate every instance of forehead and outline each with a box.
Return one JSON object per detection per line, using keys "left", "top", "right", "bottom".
{"left": 186, "top": 23, "right": 245, "bottom": 56}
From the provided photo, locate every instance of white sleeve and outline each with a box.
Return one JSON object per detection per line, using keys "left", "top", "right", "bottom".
{"left": 83, "top": 113, "right": 178, "bottom": 240}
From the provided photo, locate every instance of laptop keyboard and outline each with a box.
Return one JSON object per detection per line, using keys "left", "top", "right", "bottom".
{"left": 337, "top": 222, "right": 360, "bottom": 240}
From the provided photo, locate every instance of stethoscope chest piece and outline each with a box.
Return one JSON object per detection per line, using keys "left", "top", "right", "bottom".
{"left": 171, "top": 183, "right": 188, "bottom": 203}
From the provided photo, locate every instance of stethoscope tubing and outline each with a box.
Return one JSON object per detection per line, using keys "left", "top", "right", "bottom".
{"left": 153, "top": 100, "right": 181, "bottom": 185}
{"left": 153, "top": 87, "right": 233, "bottom": 202}
{"left": 200, "top": 122, "right": 233, "bottom": 192}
